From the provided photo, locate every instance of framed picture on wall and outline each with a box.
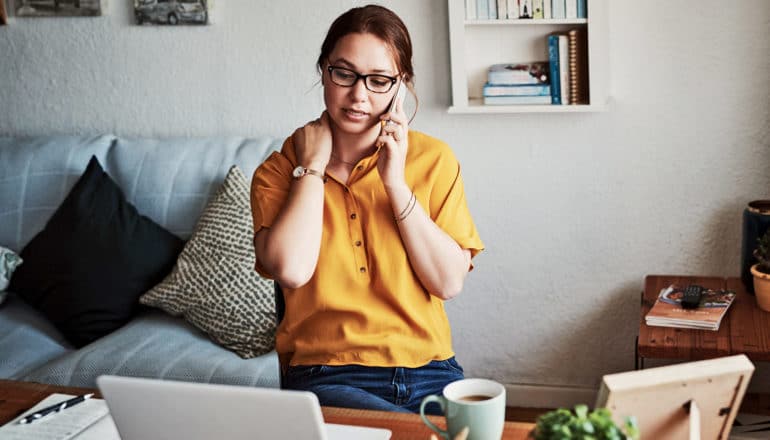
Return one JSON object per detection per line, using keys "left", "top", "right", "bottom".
{"left": 16, "top": 0, "right": 102, "bottom": 17}
{"left": 134, "top": 0, "right": 210, "bottom": 26}
{"left": 1, "top": 0, "right": 8, "bottom": 25}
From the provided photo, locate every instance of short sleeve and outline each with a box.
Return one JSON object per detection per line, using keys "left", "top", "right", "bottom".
{"left": 250, "top": 138, "right": 295, "bottom": 276}
{"left": 431, "top": 164, "right": 484, "bottom": 262}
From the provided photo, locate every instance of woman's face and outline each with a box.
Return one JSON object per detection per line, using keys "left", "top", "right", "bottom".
{"left": 323, "top": 32, "right": 400, "bottom": 137}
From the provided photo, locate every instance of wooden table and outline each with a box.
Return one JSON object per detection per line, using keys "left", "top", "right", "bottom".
{"left": 637, "top": 275, "right": 770, "bottom": 369}
{"left": 0, "top": 379, "right": 535, "bottom": 439}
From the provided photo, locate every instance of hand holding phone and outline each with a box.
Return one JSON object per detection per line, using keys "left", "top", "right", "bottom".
{"left": 383, "top": 80, "right": 406, "bottom": 128}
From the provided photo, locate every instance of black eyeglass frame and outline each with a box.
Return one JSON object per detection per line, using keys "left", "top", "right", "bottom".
{"left": 326, "top": 65, "right": 400, "bottom": 94}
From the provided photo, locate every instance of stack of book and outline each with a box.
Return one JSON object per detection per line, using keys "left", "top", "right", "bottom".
{"left": 547, "top": 29, "right": 589, "bottom": 105}
{"left": 645, "top": 284, "right": 737, "bottom": 331}
{"left": 482, "top": 62, "right": 551, "bottom": 105}
{"left": 465, "top": 0, "right": 587, "bottom": 21}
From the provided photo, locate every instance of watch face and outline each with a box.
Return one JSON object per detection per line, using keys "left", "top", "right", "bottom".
{"left": 292, "top": 166, "right": 304, "bottom": 178}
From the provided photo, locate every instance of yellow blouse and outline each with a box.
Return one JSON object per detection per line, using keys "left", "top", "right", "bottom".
{"left": 250, "top": 130, "right": 484, "bottom": 368}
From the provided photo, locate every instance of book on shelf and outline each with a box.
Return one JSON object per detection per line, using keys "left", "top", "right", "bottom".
{"left": 577, "top": 0, "right": 587, "bottom": 18}
{"left": 558, "top": 34, "right": 570, "bottom": 105}
{"left": 483, "top": 95, "right": 552, "bottom": 105}
{"left": 519, "top": 0, "right": 533, "bottom": 18}
{"left": 567, "top": 28, "right": 589, "bottom": 104}
{"left": 482, "top": 83, "right": 551, "bottom": 96}
{"left": 543, "top": 0, "right": 551, "bottom": 19}
{"left": 487, "top": 62, "right": 549, "bottom": 85}
{"left": 551, "top": 0, "right": 565, "bottom": 19}
{"left": 496, "top": 0, "right": 507, "bottom": 20}
{"left": 506, "top": 0, "right": 519, "bottom": 19}
{"left": 465, "top": 0, "right": 477, "bottom": 20}
{"left": 645, "top": 284, "right": 737, "bottom": 331}
{"left": 547, "top": 34, "right": 561, "bottom": 104}
{"left": 488, "top": 0, "right": 498, "bottom": 19}
{"left": 532, "top": 0, "right": 544, "bottom": 18}
{"left": 476, "top": 0, "right": 489, "bottom": 20}
{"left": 565, "top": 0, "right": 577, "bottom": 18}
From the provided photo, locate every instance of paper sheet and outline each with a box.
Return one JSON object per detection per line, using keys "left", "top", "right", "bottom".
{"left": 0, "top": 393, "right": 109, "bottom": 440}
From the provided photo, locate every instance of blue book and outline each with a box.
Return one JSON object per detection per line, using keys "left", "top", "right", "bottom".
{"left": 576, "top": 0, "right": 586, "bottom": 18}
{"left": 482, "top": 83, "right": 551, "bottom": 97}
{"left": 551, "top": 0, "right": 565, "bottom": 19}
{"left": 547, "top": 35, "right": 562, "bottom": 104}
{"left": 483, "top": 95, "right": 552, "bottom": 105}
{"left": 477, "top": 0, "right": 489, "bottom": 19}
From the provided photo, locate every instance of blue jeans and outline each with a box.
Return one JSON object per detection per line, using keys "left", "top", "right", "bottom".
{"left": 282, "top": 357, "right": 465, "bottom": 415}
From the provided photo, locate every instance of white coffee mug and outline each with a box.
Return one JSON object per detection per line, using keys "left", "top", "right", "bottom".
{"left": 420, "top": 378, "right": 506, "bottom": 440}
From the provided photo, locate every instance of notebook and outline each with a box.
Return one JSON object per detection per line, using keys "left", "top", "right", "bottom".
{"left": 0, "top": 393, "right": 109, "bottom": 440}
{"left": 96, "top": 375, "right": 391, "bottom": 440}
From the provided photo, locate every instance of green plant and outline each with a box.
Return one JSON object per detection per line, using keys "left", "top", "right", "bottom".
{"left": 754, "top": 230, "right": 770, "bottom": 274}
{"left": 529, "top": 404, "right": 640, "bottom": 440}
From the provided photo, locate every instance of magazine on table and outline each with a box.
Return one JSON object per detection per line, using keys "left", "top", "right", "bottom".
{"left": 645, "top": 284, "right": 736, "bottom": 331}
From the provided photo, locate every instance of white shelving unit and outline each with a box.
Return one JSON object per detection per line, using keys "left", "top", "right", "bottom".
{"left": 447, "top": 0, "right": 609, "bottom": 114}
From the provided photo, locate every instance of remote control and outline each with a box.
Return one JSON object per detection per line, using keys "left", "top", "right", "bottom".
{"left": 681, "top": 285, "right": 704, "bottom": 309}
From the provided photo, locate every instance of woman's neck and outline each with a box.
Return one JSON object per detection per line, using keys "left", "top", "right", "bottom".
{"left": 330, "top": 122, "right": 381, "bottom": 164}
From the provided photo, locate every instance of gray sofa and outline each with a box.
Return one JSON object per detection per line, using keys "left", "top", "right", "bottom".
{"left": 0, "top": 135, "right": 282, "bottom": 388}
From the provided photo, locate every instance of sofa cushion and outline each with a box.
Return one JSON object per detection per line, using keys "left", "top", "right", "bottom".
{"left": 21, "top": 310, "right": 280, "bottom": 388}
{"left": 0, "top": 135, "right": 117, "bottom": 253}
{"left": 140, "top": 166, "right": 276, "bottom": 359}
{"left": 0, "top": 293, "right": 73, "bottom": 379}
{"left": 9, "top": 157, "right": 184, "bottom": 347}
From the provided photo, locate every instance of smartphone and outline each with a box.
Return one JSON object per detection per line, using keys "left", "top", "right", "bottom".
{"left": 383, "top": 80, "right": 406, "bottom": 126}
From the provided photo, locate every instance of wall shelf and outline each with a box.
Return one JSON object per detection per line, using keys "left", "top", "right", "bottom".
{"left": 447, "top": 0, "right": 609, "bottom": 114}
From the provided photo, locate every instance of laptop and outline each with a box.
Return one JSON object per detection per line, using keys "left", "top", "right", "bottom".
{"left": 97, "top": 375, "right": 391, "bottom": 440}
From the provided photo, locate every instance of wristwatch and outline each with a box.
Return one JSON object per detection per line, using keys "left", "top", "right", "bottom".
{"left": 292, "top": 165, "right": 325, "bottom": 181}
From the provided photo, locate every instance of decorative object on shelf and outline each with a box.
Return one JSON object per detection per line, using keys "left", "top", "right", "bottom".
{"left": 0, "top": 0, "right": 7, "bottom": 25}
{"left": 530, "top": 404, "right": 640, "bottom": 440}
{"left": 750, "top": 230, "right": 770, "bottom": 311}
{"left": 741, "top": 200, "right": 770, "bottom": 294}
{"left": 134, "top": 0, "right": 209, "bottom": 26}
{"left": 16, "top": 0, "right": 101, "bottom": 17}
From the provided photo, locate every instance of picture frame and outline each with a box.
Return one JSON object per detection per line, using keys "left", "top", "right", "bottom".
{"left": 134, "top": 0, "right": 210, "bottom": 26}
{"left": 16, "top": 0, "right": 102, "bottom": 18}
{"left": 596, "top": 355, "right": 754, "bottom": 440}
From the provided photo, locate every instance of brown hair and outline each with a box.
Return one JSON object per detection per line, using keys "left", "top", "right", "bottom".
{"left": 317, "top": 5, "right": 418, "bottom": 117}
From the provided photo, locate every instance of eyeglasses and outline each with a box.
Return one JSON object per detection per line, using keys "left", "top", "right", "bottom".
{"left": 327, "top": 66, "right": 399, "bottom": 94}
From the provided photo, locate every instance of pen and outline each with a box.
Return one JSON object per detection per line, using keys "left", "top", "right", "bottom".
{"left": 18, "top": 393, "right": 94, "bottom": 424}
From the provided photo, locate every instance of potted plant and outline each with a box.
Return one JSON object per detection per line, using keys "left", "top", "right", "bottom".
{"left": 529, "top": 404, "right": 639, "bottom": 440}
{"left": 751, "top": 230, "right": 770, "bottom": 311}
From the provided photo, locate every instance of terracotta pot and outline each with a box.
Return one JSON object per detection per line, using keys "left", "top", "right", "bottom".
{"left": 751, "top": 264, "right": 770, "bottom": 311}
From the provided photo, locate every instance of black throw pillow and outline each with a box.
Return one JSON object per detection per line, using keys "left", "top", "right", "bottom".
{"left": 9, "top": 156, "right": 184, "bottom": 347}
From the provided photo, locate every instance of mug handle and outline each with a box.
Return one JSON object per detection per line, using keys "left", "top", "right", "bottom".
{"left": 420, "top": 395, "right": 448, "bottom": 439}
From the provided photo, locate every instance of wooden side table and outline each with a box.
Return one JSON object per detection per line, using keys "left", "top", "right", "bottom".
{"left": 637, "top": 275, "right": 770, "bottom": 369}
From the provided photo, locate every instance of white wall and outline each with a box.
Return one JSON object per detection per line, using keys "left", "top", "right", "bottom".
{"left": 2, "top": 0, "right": 769, "bottom": 406}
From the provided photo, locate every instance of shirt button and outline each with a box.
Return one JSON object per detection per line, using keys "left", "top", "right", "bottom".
{"left": 359, "top": 267, "right": 366, "bottom": 273}
{"left": 355, "top": 240, "right": 362, "bottom": 246}
{"left": 350, "top": 213, "right": 357, "bottom": 219}
{"left": 344, "top": 187, "right": 349, "bottom": 192}
{"left": 357, "top": 165, "right": 364, "bottom": 171}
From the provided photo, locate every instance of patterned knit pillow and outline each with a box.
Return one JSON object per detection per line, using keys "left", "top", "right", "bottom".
{"left": 140, "top": 166, "right": 276, "bottom": 358}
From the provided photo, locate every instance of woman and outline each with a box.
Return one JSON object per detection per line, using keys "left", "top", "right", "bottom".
{"left": 250, "top": 4, "right": 483, "bottom": 414}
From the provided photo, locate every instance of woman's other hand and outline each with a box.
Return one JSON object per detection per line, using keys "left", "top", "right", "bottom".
{"left": 292, "top": 111, "right": 332, "bottom": 170}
